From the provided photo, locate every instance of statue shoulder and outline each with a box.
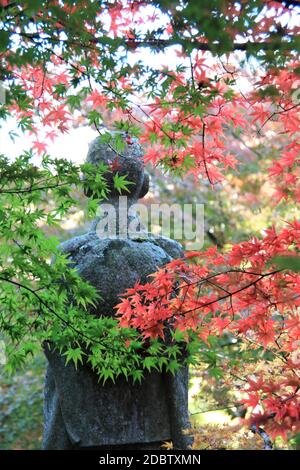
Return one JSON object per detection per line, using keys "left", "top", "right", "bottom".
{"left": 149, "top": 236, "right": 184, "bottom": 260}
{"left": 57, "top": 231, "right": 102, "bottom": 262}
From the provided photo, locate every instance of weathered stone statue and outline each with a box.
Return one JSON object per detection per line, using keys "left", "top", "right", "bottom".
{"left": 43, "top": 136, "right": 192, "bottom": 450}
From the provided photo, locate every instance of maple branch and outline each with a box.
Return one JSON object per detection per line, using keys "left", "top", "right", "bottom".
{"left": 0, "top": 181, "right": 70, "bottom": 194}
{"left": 125, "top": 38, "right": 298, "bottom": 53}
{"left": 134, "top": 268, "right": 283, "bottom": 340}
{"left": 201, "top": 121, "right": 213, "bottom": 185}
{"left": 191, "top": 403, "right": 244, "bottom": 415}
{"left": 0, "top": 276, "right": 104, "bottom": 345}
{"left": 36, "top": 57, "right": 47, "bottom": 101}
{"left": 84, "top": 65, "right": 128, "bottom": 158}
{"left": 0, "top": 276, "right": 142, "bottom": 360}
{"left": 250, "top": 425, "right": 273, "bottom": 450}
{"left": 177, "top": 269, "right": 281, "bottom": 317}
{"left": 176, "top": 267, "right": 282, "bottom": 296}
{"left": 0, "top": 276, "right": 188, "bottom": 363}
{"left": 13, "top": 30, "right": 299, "bottom": 54}
{"left": 259, "top": 102, "right": 300, "bottom": 132}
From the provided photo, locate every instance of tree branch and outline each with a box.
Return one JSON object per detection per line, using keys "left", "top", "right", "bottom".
{"left": 250, "top": 425, "right": 273, "bottom": 450}
{"left": 14, "top": 31, "right": 299, "bottom": 54}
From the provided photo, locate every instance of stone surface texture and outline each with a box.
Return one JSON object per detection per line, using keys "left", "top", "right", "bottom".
{"left": 43, "top": 136, "right": 192, "bottom": 450}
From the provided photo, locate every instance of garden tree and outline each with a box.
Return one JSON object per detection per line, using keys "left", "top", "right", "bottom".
{"left": 0, "top": 0, "right": 300, "bottom": 444}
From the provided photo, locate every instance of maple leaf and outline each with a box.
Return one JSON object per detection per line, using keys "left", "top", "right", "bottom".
{"left": 32, "top": 140, "right": 47, "bottom": 155}
{"left": 242, "top": 392, "right": 260, "bottom": 409}
{"left": 45, "top": 130, "right": 58, "bottom": 142}
{"left": 212, "top": 316, "right": 231, "bottom": 335}
{"left": 86, "top": 90, "right": 107, "bottom": 110}
{"left": 250, "top": 105, "right": 270, "bottom": 126}
{"left": 43, "top": 105, "right": 70, "bottom": 125}
{"left": 161, "top": 441, "right": 173, "bottom": 450}
{"left": 143, "top": 148, "right": 161, "bottom": 165}
{"left": 256, "top": 322, "right": 276, "bottom": 348}
{"left": 142, "top": 323, "right": 165, "bottom": 340}
{"left": 110, "top": 155, "right": 121, "bottom": 172}
{"left": 115, "top": 298, "right": 133, "bottom": 316}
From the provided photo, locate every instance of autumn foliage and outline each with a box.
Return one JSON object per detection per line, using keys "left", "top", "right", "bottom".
{"left": 116, "top": 222, "right": 300, "bottom": 439}
{"left": 1, "top": 0, "right": 300, "bottom": 444}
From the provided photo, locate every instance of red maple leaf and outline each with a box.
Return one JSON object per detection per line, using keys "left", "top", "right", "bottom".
{"left": 32, "top": 140, "right": 47, "bottom": 155}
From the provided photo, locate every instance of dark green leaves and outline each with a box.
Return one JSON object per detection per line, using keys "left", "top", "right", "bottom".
{"left": 113, "top": 172, "right": 135, "bottom": 194}
{"left": 63, "top": 348, "right": 85, "bottom": 369}
{"left": 0, "top": 30, "right": 10, "bottom": 52}
{"left": 273, "top": 256, "right": 300, "bottom": 272}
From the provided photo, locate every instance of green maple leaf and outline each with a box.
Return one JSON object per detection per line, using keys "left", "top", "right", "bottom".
{"left": 63, "top": 348, "right": 85, "bottom": 369}
{"left": 113, "top": 173, "right": 135, "bottom": 194}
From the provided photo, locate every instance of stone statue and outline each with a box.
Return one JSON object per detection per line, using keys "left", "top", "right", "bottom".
{"left": 42, "top": 136, "right": 192, "bottom": 450}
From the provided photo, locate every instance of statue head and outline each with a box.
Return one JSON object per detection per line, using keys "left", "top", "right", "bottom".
{"left": 85, "top": 135, "right": 149, "bottom": 204}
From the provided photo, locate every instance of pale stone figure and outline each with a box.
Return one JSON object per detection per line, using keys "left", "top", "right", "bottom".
{"left": 43, "top": 137, "right": 192, "bottom": 450}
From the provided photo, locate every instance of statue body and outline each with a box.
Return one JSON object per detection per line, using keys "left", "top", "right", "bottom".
{"left": 43, "top": 137, "right": 192, "bottom": 450}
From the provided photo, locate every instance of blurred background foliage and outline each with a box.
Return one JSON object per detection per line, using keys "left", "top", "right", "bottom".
{"left": 0, "top": 354, "right": 44, "bottom": 449}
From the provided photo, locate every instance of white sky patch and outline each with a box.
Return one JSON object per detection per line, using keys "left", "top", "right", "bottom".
{"left": 0, "top": 119, "right": 97, "bottom": 163}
